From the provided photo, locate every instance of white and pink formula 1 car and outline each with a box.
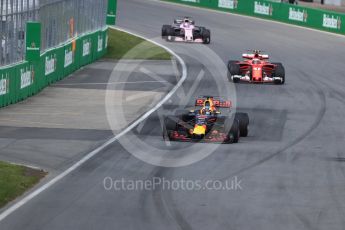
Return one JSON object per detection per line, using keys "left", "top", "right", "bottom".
{"left": 162, "top": 17, "right": 211, "bottom": 44}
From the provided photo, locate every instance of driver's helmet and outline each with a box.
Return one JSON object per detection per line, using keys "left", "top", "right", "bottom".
{"left": 183, "top": 22, "right": 190, "bottom": 28}
{"left": 252, "top": 59, "right": 261, "bottom": 65}
{"left": 200, "top": 101, "right": 212, "bottom": 115}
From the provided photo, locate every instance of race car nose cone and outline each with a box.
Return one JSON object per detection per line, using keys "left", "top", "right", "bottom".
{"left": 193, "top": 125, "right": 206, "bottom": 135}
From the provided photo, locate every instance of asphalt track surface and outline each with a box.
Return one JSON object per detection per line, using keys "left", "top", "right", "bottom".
{"left": 1, "top": 0, "right": 345, "bottom": 229}
{"left": 0, "top": 59, "right": 175, "bottom": 173}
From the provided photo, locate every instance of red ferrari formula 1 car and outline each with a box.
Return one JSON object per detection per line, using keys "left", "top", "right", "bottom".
{"left": 227, "top": 50, "right": 285, "bottom": 84}
{"left": 162, "top": 96, "right": 249, "bottom": 144}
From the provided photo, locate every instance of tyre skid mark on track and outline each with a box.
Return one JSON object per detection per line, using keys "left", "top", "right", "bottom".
{"left": 325, "top": 161, "right": 345, "bottom": 228}
{"left": 328, "top": 157, "right": 345, "bottom": 162}
{"left": 274, "top": 69, "right": 338, "bottom": 230}
{"left": 324, "top": 108, "right": 345, "bottom": 228}
{"left": 218, "top": 69, "right": 326, "bottom": 180}
{"left": 138, "top": 167, "right": 167, "bottom": 227}
{"left": 153, "top": 168, "right": 194, "bottom": 230}
{"left": 282, "top": 72, "right": 345, "bottom": 229}
{"left": 138, "top": 167, "right": 190, "bottom": 229}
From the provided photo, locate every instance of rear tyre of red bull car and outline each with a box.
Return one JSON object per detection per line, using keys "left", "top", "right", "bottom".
{"left": 224, "top": 118, "right": 240, "bottom": 143}
{"left": 235, "top": 112, "right": 249, "bottom": 137}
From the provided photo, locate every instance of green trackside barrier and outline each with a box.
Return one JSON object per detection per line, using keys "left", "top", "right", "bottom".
{"left": 92, "top": 29, "right": 108, "bottom": 61}
{"left": 102, "top": 28, "right": 109, "bottom": 57}
{"left": 78, "top": 34, "right": 93, "bottom": 67}
{"left": 0, "top": 66, "right": 13, "bottom": 107}
{"left": 99, "top": 29, "right": 108, "bottom": 59}
{"left": 277, "top": 3, "right": 345, "bottom": 34}
{"left": 91, "top": 31, "right": 99, "bottom": 62}
{"left": 42, "top": 45, "right": 64, "bottom": 85}
{"left": 16, "top": 62, "right": 36, "bottom": 101}
{"left": 63, "top": 40, "right": 78, "bottom": 77}
{"left": 34, "top": 59, "right": 45, "bottom": 92}
{"left": 0, "top": 27, "right": 108, "bottom": 107}
{"left": 164, "top": 0, "right": 345, "bottom": 35}
{"left": 0, "top": 27, "right": 109, "bottom": 108}
{"left": 0, "top": 0, "right": 117, "bottom": 108}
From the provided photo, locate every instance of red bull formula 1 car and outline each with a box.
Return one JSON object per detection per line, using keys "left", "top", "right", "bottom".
{"left": 162, "top": 96, "right": 249, "bottom": 144}
{"left": 228, "top": 50, "right": 285, "bottom": 84}
{"left": 161, "top": 17, "right": 211, "bottom": 44}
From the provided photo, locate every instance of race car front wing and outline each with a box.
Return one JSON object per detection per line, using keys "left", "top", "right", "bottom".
{"left": 167, "top": 131, "right": 232, "bottom": 143}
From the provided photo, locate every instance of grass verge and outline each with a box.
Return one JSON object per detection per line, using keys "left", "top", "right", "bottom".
{"left": 0, "top": 161, "right": 46, "bottom": 208}
{"left": 104, "top": 28, "right": 172, "bottom": 60}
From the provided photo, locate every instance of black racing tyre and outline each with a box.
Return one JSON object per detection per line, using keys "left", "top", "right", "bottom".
{"left": 175, "top": 110, "right": 194, "bottom": 122}
{"left": 272, "top": 63, "right": 285, "bottom": 84}
{"left": 164, "top": 116, "right": 177, "bottom": 131}
{"left": 163, "top": 116, "right": 177, "bottom": 140}
{"left": 228, "top": 61, "right": 240, "bottom": 75}
{"left": 165, "top": 27, "right": 175, "bottom": 42}
{"left": 202, "top": 29, "right": 211, "bottom": 44}
{"left": 228, "top": 61, "right": 240, "bottom": 83}
{"left": 235, "top": 112, "right": 249, "bottom": 137}
{"left": 224, "top": 118, "right": 240, "bottom": 143}
{"left": 233, "top": 78, "right": 240, "bottom": 83}
{"left": 162, "top": 25, "right": 171, "bottom": 38}
{"left": 230, "top": 119, "right": 240, "bottom": 143}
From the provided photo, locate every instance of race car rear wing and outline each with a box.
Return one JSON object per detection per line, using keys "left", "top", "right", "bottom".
{"left": 242, "top": 53, "right": 269, "bottom": 60}
{"left": 174, "top": 17, "right": 195, "bottom": 25}
{"left": 195, "top": 97, "right": 232, "bottom": 108}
